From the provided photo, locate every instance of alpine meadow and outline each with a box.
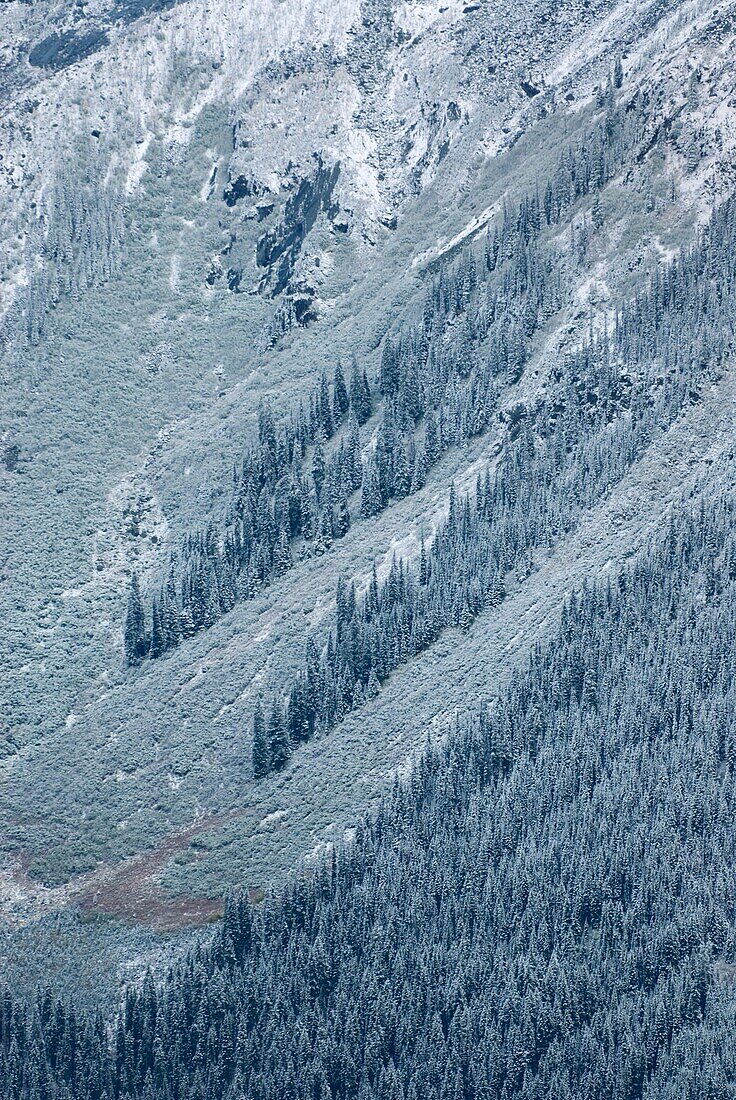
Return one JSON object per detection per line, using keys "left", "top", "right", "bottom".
{"left": 1, "top": 0, "right": 736, "bottom": 1097}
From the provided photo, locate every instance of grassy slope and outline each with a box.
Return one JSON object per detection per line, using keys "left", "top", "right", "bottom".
{"left": 50, "top": 364, "right": 736, "bottom": 916}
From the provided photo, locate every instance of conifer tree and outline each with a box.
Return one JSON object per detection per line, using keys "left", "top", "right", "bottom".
{"left": 268, "top": 699, "right": 291, "bottom": 771}
{"left": 165, "top": 567, "right": 181, "bottom": 648}
{"left": 424, "top": 411, "right": 440, "bottom": 466}
{"left": 380, "top": 338, "right": 400, "bottom": 396}
{"left": 335, "top": 497, "right": 351, "bottom": 538}
{"left": 592, "top": 191, "right": 603, "bottom": 231}
{"left": 411, "top": 446, "right": 428, "bottom": 492}
{"left": 419, "top": 535, "right": 428, "bottom": 585}
{"left": 180, "top": 604, "right": 195, "bottom": 639}
{"left": 393, "top": 436, "right": 411, "bottom": 498}
{"left": 361, "top": 369, "right": 373, "bottom": 421}
{"left": 346, "top": 413, "right": 363, "bottom": 489}
{"left": 251, "top": 700, "right": 270, "bottom": 779}
{"left": 273, "top": 526, "right": 293, "bottom": 577}
{"left": 318, "top": 372, "right": 333, "bottom": 438}
{"left": 124, "top": 573, "right": 147, "bottom": 665}
{"left": 613, "top": 55, "right": 624, "bottom": 87}
{"left": 312, "top": 432, "right": 326, "bottom": 500}
{"left": 366, "top": 667, "right": 380, "bottom": 699}
{"left": 149, "top": 598, "right": 166, "bottom": 659}
{"left": 361, "top": 455, "right": 383, "bottom": 519}
{"left": 333, "top": 361, "right": 350, "bottom": 420}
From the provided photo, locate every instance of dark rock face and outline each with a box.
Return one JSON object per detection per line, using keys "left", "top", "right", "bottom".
{"left": 292, "top": 294, "right": 318, "bottom": 325}
{"left": 520, "top": 79, "right": 541, "bottom": 98}
{"left": 256, "top": 158, "right": 341, "bottom": 295}
{"left": 224, "top": 175, "right": 261, "bottom": 206}
{"left": 28, "top": 29, "right": 109, "bottom": 71}
{"left": 26, "top": 0, "right": 178, "bottom": 74}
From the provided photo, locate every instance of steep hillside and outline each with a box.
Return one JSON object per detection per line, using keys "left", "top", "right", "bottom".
{"left": 1, "top": 0, "right": 735, "bottom": 993}
{"left": 3, "top": 477, "right": 736, "bottom": 1097}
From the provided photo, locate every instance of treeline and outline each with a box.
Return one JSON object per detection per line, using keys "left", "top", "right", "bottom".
{"left": 124, "top": 65, "right": 664, "bottom": 665}
{"left": 3, "top": 487, "right": 736, "bottom": 1099}
{"left": 251, "top": 186, "right": 736, "bottom": 776}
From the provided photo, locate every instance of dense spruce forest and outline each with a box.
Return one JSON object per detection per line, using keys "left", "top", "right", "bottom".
{"left": 2, "top": 488, "right": 734, "bottom": 1099}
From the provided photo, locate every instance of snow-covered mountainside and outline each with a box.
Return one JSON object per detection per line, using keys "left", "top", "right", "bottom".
{"left": 1, "top": 0, "right": 736, "bottom": 1007}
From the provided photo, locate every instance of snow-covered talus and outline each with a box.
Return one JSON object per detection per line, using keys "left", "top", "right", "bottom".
{"left": 2, "top": 0, "right": 694, "bottom": 343}
{"left": 0, "top": 0, "right": 362, "bottom": 337}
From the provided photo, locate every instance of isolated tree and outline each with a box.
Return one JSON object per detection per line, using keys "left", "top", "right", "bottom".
{"left": 124, "top": 573, "right": 147, "bottom": 665}
{"left": 251, "top": 700, "right": 270, "bottom": 779}
{"left": 333, "top": 361, "right": 349, "bottom": 420}
{"left": 268, "top": 698, "right": 291, "bottom": 771}
{"left": 613, "top": 55, "right": 623, "bottom": 87}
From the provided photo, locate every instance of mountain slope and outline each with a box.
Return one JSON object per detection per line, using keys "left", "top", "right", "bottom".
{"left": 2, "top": 480, "right": 735, "bottom": 1098}
{"left": 1, "top": 0, "right": 735, "bottom": 960}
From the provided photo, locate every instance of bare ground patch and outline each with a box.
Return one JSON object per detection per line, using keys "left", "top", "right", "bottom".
{"left": 73, "top": 813, "right": 244, "bottom": 931}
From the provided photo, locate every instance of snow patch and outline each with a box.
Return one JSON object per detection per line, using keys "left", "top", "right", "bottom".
{"left": 395, "top": 0, "right": 464, "bottom": 38}
{"left": 412, "top": 199, "right": 501, "bottom": 268}
{"left": 126, "top": 133, "right": 152, "bottom": 195}
{"left": 200, "top": 154, "right": 218, "bottom": 202}
{"left": 169, "top": 253, "right": 180, "bottom": 293}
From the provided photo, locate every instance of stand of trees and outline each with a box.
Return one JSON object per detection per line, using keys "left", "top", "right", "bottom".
{"left": 4, "top": 487, "right": 736, "bottom": 1100}
{"left": 123, "top": 359, "right": 370, "bottom": 665}
{"left": 124, "top": 67, "right": 669, "bottom": 666}
{"left": 251, "top": 187, "right": 735, "bottom": 776}
{"left": 3, "top": 154, "right": 126, "bottom": 358}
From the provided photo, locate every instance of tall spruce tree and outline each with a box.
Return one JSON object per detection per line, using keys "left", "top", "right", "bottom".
{"left": 333, "top": 361, "right": 349, "bottom": 420}
{"left": 149, "top": 598, "right": 166, "bottom": 659}
{"left": 251, "top": 700, "right": 270, "bottom": 779}
{"left": 124, "top": 573, "right": 147, "bottom": 665}
{"left": 360, "top": 455, "right": 383, "bottom": 519}
{"left": 268, "top": 698, "right": 291, "bottom": 771}
{"left": 312, "top": 432, "right": 326, "bottom": 500}
{"left": 335, "top": 496, "right": 351, "bottom": 537}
